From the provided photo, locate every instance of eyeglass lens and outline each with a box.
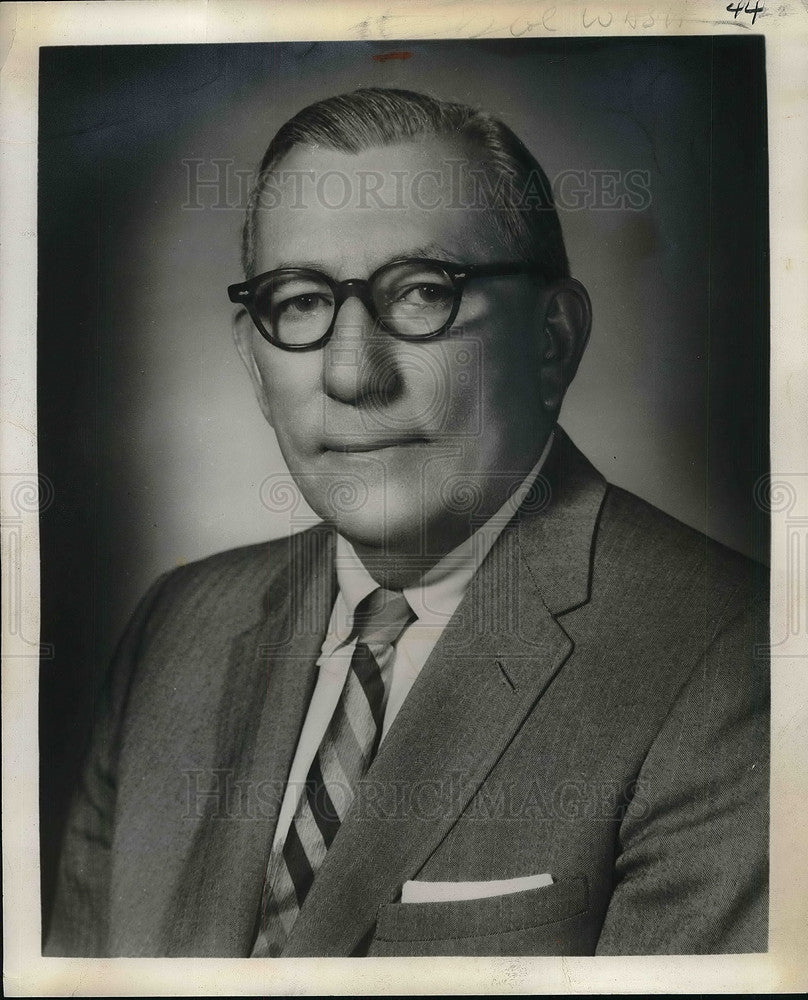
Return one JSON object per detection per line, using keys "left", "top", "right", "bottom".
{"left": 253, "top": 261, "right": 457, "bottom": 346}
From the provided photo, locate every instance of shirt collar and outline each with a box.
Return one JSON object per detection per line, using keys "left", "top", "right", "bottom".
{"left": 326, "top": 432, "right": 555, "bottom": 650}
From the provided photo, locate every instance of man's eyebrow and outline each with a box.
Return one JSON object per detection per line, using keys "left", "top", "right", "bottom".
{"left": 371, "top": 245, "right": 467, "bottom": 271}
{"left": 268, "top": 244, "right": 463, "bottom": 275}
{"left": 391, "top": 243, "right": 461, "bottom": 263}
{"left": 269, "top": 260, "right": 325, "bottom": 272}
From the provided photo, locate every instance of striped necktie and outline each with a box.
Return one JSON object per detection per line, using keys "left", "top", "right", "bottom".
{"left": 251, "top": 586, "right": 416, "bottom": 957}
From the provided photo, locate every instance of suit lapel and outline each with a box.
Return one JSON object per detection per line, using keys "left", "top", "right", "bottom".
{"left": 163, "top": 525, "right": 337, "bottom": 955}
{"left": 283, "top": 429, "right": 608, "bottom": 957}
{"left": 516, "top": 427, "right": 610, "bottom": 616}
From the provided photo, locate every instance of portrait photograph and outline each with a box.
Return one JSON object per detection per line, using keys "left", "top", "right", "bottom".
{"left": 2, "top": 1, "right": 806, "bottom": 995}
{"left": 37, "top": 32, "right": 770, "bottom": 957}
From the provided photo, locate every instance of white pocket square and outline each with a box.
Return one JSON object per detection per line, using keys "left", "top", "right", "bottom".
{"left": 401, "top": 872, "right": 553, "bottom": 904}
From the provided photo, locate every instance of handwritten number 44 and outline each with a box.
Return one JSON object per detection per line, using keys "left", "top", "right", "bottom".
{"left": 727, "top": 0, "right": 764, "bottom": 23}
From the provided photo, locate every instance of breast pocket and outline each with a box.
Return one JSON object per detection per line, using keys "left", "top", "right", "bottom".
{"left": 368, "top": 876, "right": 594, "bottom": 957}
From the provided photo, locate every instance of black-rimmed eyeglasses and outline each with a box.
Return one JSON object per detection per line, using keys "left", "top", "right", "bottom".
{"left": 228, "top": 258, "right": 543, "bottom": 351}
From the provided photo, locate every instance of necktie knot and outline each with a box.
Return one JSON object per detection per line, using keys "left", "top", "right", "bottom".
{"left": 351, "top": 587, "right": 416, "bottom": 648}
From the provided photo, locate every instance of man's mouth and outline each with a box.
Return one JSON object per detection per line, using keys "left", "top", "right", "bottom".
{"left": 322, "top": 436, "right": 430, "bottom": 454}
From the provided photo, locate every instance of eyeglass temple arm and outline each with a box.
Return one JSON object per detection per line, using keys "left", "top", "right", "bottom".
{"left": 457, "top": 262, "right": 544, "bottom": 279}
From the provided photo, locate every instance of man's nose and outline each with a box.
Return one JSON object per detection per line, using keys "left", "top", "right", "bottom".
{"left": 322, "top": 296, "right": 403, "bottom": 406}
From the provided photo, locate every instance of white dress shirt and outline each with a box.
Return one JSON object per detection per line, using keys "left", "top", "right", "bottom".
{"left": 270, "top": 433, "right": 554, "bottom": 851}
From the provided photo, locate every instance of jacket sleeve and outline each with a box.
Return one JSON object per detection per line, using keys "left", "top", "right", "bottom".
{"left": 595, "top": 588, "right": 770, "bottom": 955}
{"left": 43, "top": 571, "right": 170, "bottom": 956}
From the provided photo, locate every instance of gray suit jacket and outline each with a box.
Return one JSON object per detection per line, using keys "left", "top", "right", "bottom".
{"left": 45, "top": 429, "right": 769, "bottom": 957}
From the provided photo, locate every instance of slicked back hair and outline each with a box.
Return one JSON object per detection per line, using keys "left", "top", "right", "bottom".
{"left": 241, "top": 87, "right": 569, "bottom": 283}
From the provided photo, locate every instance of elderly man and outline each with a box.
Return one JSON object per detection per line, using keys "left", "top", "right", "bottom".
{"left": 46, "top": 87, "right": 768, "bottom": 958}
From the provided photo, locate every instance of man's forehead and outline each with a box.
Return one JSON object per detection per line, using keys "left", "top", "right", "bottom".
{"left": 253, "top": 137, "right": 512, "bottom": 274}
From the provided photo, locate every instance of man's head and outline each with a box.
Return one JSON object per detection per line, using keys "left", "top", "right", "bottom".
{"left": 233, "top": 88, "right": 591, "bottom": 571}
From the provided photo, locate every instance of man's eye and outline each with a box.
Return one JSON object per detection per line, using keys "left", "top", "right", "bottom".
{"left": 276, "top": 293, "right": 332, "bottom": 317}
{"left": 394, "top": 283, "right": 453, "bottom": 307}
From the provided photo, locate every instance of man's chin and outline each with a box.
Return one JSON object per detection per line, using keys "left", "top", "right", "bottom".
{"left": 324, "top": 502, "right": 476, "bottom": 572}
{"left": 324, "top": 508, "right": 418, "bottom": 555}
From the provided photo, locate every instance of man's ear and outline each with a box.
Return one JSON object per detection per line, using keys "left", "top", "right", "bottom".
{"left": 538, "top": 278, "right": 592, "bottom": 414}
{"left": 232, "top": 308, "right": 274, "bottom": 427}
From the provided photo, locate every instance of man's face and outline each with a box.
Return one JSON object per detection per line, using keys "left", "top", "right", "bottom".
{"left": 240, "top": 137, "right": 556, "bottom": 560}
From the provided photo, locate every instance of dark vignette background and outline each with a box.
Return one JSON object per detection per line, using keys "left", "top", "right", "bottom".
{"left": 38, "top": 38, "right": 769, "bottom": 936}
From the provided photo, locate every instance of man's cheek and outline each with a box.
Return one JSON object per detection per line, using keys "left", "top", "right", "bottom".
{"left": 425, "top": 376, "right": 475, "bottom": 445}
{"left": 265, "top": 391, "right": 314, "bottom": 450}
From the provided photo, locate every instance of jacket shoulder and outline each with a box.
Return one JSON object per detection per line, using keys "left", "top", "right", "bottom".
{"left": 143, "top": 524, "right": 334, "bottom": 637}
{"left": 588, "top": 485, "right": 768, "bottom": 650}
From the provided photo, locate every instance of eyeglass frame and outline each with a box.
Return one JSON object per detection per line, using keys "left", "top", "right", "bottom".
{"left": 227, "top": 258, "right": 545, "bottom": 352}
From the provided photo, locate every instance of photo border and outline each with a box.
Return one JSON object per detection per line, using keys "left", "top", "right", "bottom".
{"left": 2, "top": 1, "right": 806, "bottom": 994}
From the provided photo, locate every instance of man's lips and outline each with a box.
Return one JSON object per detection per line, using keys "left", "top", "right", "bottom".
{"left": 321, "top": 436, "right": 430, "bottom": 453}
